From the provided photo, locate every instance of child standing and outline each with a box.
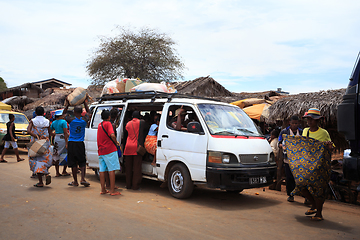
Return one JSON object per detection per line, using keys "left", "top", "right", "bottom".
{"left": 0, "top": 114, "right": 24, "bottom": 163}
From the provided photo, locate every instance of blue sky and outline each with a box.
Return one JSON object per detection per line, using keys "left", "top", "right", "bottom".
{"left": 1, "top": 0, "right": 360, "bottom": 94}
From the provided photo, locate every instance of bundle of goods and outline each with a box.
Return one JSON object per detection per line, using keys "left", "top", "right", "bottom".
{"left": 101, "top": 78, "right": 142, "bottom": 96}
{"left": 67, "top": 87, "right": 87, "bottom": 106}
{"left": 27, "top": 139, "right": 50, "bottom": 157}
{"left": 101, "top": 79, "right": 177, "bottom": 96}
{"left": 130, "top": 82, "right": 177, "bottom": 93}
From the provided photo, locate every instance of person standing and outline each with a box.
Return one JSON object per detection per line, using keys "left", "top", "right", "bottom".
{"left": 300, "top": 108, "right": 333, "bottom": 221}
{"left": 97, "top": 110, "right": 121, "bottom": 196}
{"left": 278, "top": 115, "right": 303, "bottom": 202}
{"left": 27, "top": 106, "right": 53, "bottom": 187}
{"left": 51, "top": 110, "right": 70, "bottom": 177}
{"left": 63, "top": 98, "right": 90, "bottom": 187}
{"left": 123, "top": 111, "right": 146, "bottom": 190}
{"left": 0, "top": 114, "right": 25, "bottom": 163}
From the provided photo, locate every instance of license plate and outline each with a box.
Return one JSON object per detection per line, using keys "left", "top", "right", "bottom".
{"left": 249, "top": 176, "right": 267, "bottom": 185}
{"left": 17, "top": 137, "right": 29, "bottom": 141}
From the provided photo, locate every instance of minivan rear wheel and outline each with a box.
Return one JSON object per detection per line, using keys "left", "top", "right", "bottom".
{"left": 168, "top": 163, "right": 193, "bottom": 199}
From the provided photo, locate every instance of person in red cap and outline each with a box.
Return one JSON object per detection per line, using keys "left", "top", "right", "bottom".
{"left": 301, "top": 108, "right": 333, "bottom": 221}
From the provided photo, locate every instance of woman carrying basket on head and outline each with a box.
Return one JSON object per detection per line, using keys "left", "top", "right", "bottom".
{"left": 27, "top": 106, "right": 53, "bottom": 187}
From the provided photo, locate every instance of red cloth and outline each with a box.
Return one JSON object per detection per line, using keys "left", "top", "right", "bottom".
{"left": 97, "top": 121, "right": 117, "bottom": 156}
{"left": 124, "top": 118, "right": 140, "bottom": 155}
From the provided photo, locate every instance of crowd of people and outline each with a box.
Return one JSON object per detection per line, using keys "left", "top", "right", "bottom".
{"left": 0, "top": 99, "right": 336, "bottom": 220}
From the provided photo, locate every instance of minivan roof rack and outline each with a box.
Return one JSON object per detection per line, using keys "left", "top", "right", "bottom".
{"left": 97, "top": 91, "right": 220, "bottom": 103}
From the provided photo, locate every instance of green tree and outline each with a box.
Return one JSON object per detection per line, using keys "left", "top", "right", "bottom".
{"left": 0, "top": 77, "right": 7, "bottom": 91}
{"left": 86, "top": 26, "right": 185, "bottom": 86}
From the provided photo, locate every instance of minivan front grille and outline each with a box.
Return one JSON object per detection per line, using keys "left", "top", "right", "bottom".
{"left": 239, "top": 154, "right": 268, "bottom": 164}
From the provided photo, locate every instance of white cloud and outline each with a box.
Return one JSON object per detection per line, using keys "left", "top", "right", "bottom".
{"left": 0, "top": 0, "right": 360, "bottom": 93}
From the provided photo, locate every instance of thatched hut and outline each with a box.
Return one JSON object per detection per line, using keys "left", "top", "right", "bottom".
{"left": 265, "top": 89, "right": 347, "bottom": 150}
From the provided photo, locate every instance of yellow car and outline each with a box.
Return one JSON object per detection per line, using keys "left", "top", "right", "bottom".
{"left": 0, "top": 110, "right": 31, "bottom": 147}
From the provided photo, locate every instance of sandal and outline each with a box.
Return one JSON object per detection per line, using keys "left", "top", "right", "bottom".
{"left": 100, "top": 190, "right": 110, "bottom": 195}
{"left": 17, "top": 158, "right": 25, "bottom": 162}
{"left": 310, "top": 216, "right": 324, "bottom": 221}
{"left": 61, "top": 173, "right": 71, "bottom": 176}
{"left": 110, "top": 192, "right": 121, "bottom": 196}
{"left": 34, "top": 183, "right": 44, "bottom": 187}
{"left": 45, "top": 175, "right": 51, "bottom": 185}
{"left": 80, "top": 181, "right": 90, "bottom": 187}
{"left": 68, "top": 181, "right": 79, "bottom": 187}
{"left": 305, "top": 209, "right": 317, "bottom": 215}
{"left": 0, "top": 159, "right": 8, "bottom": 163}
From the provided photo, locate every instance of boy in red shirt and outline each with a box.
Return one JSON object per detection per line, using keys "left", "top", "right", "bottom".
{"left": 97, "top": 110, "right": 121, "bottom": 196}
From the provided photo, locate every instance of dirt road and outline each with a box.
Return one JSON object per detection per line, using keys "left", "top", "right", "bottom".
{"left": 1, "top": 149, "right": 359, "bottom": 240}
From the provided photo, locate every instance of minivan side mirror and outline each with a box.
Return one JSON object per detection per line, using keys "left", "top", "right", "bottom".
{"left": 187, "top": 122, "right": 204, "bottom": 134}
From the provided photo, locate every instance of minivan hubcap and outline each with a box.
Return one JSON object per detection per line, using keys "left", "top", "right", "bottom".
{"left": 171, "top": 170, "right": 183, "bottom": 193}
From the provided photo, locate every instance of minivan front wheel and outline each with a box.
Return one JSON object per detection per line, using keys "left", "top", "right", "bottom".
{"left": 168, "top": 163, "right": 193, "bottom": 199}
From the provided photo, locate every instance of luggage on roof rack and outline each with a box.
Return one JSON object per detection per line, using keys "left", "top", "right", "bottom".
{"left": 97, "top": 91, "right": 219, "bottom": 103}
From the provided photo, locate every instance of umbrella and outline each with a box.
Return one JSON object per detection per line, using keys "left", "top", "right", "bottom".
{"left": 243, "top": 103, "right": 270, "bottom": 121}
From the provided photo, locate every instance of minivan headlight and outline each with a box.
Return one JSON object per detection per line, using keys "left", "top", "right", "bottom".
{"left": 208, "top": 152, "right": 222, "bottom": 163}
{"left": 222, "top": 154, "right": 230, "bottom": 164}
{"left": 208, "top": 152, "right": 232, "bottom": 164}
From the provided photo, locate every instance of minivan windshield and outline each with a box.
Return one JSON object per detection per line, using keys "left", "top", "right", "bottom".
{"left": 0, "top": 113, "right": 29, "bottom": 124}
{"left": 198, "top": 104, "right": 262, "bottom": 137}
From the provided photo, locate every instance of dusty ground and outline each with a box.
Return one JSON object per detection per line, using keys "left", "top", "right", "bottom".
{"left": 1, "top": 149, "right": 360, "bottom": 240}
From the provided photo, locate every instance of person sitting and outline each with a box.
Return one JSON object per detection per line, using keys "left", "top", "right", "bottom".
{"left": 171, "top": 108, "right": 187, "bottom": 131}
{"left": 145, "top": 114, "right": 160, "bottom": 166}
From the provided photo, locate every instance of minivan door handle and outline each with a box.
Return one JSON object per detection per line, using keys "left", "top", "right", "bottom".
{"left": 162, "top": 135, "right": 168, "bottom": 138}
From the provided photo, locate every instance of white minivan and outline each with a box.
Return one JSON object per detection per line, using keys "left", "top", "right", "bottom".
{"left": 85, "top": 92, "right": 277, "bottom": 198}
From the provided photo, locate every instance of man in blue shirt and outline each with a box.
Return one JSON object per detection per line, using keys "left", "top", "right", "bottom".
{"left": 63, "top": 97, "right": 90, "bottom": 187}
{"left": 278, "top": 115, "right": 303, "bottom": 202}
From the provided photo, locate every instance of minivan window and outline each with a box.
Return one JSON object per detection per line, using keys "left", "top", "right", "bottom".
{"left": 198, "top": 104, "right": 262, "bottom": 136}
{"left": 0, "top": 113, "right": 29, "bottom": 124}
{"left": 91, "top": 106, "right": 123, "bottom": 129}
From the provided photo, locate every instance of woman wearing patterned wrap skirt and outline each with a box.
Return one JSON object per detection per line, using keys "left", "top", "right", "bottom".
{"left": 27, "top": 106, "right": 53, "bottom": 187}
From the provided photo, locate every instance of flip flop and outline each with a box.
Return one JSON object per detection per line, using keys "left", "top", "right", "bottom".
{"left": 61, "top": 173, "right": 71, "bottom": 176}
{"left": 110, "top": 192, "right": 121, "bottom": 196}
{"left": 0, "top": 159, "right": 8, "bottom": 163}
{"left": 310, "top": 216, "right": 324, "bottom": 221}
{"left": 45, "top": 175, "right": 51, "bottom": 185}
{"left": 80, "top": 181, "right": 90, "bottom": 187}
{"left": 68, "top": 181, "right": 79, "bottom": 187}
{"left": 100, "top": 190, "right": 110, "bottom": 195}
{"left": 34, "top": 183, "right": 44, "bottom": 187}
{"left": 55, "top": 174, "right": 62, "bottom": 177}
{"left": 17, "top": 158, "right": 25, "bottom": 162}
{"left": 305, "top": 209, "right": 317, "bottom": 215}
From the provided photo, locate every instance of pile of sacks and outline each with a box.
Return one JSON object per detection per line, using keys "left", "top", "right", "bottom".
{"left": 101, "top": 78, "right": 177, "bottom": 96}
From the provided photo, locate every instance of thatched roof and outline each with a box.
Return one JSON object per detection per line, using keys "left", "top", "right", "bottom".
{"left": 266, "top": 89, "right": 346, "bottom": 125}
{"left": 174, "top": 76, "right": 234, "bottom": 97}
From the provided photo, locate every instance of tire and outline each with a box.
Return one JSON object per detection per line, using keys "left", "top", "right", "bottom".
{"left": 94, "top": 168, "right": 100, "bottom": 181}
{"left": 168, "top": 163, "right": 194, "bottom": 199}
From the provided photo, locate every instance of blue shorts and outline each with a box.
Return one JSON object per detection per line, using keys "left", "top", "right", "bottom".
{"left": 99, "top": 151, "right": 120, "bottom": 172}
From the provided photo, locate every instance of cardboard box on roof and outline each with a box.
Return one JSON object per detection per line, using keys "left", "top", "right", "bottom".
{"left": 125, "top": 79, "right": 143, "bottom": 92}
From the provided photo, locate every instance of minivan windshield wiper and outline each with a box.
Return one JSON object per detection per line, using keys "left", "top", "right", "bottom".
{"left": 213, "top": 130, "right": 235, "bottom": 135}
